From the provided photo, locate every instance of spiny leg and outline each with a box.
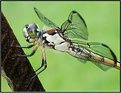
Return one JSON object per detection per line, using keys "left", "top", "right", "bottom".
{"left": 35, "top": 48, "right": 47, "bottom": 76}
{"left": 16, "top": 44, "right": 39, "bottom": 57}
{"left": 11, "top": 44, "right": 35, "bottom": 49}
{"left": 26, "top": 48, "right": 47, "bottom": 89}
{"left": 31, "top": 48, "right": 47, "bottom": 80}
{"left": 34, "top": 49, "right": 46, "bottom": 73}
{"left": 11, "top": 44, "right": 35, "bottom": 58}
{"left": 15, "top": 44, "right": 34, "bottom": 49}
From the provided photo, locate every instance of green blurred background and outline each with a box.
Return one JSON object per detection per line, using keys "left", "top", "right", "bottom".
{"left": 2, "top": 1, "right": 120, "bottom": 92}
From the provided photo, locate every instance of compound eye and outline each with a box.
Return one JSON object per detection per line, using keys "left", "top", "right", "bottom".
{"left": 23, "top": 24, "right": 40, "bottom": 43}
{"left": 34, "top": 24, "right": 39, "bottom": 29}
{"left": 23, "top": 27, "right": 29, "bottom": 38}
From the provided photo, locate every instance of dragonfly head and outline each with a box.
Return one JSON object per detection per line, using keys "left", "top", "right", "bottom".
{"left": 23, "top": 24, "right": 39, "bottom": 43}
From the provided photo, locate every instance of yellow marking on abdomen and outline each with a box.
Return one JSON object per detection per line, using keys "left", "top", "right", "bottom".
{"left": 90, "top": 52, "right": 120, "bottom": 70}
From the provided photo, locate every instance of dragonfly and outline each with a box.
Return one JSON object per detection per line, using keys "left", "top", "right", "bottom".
{"left": 15, "top": 7, "right": 120, "bottom": 82}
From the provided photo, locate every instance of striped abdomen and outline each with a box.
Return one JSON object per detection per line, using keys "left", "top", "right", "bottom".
{"left": 68, "top": 45, "right": 120, "bottom": 70}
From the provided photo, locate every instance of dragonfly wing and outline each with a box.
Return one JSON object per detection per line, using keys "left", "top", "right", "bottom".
{"left": 61, "top": 10, "right": 88, "bottom": 40}
{"left": 87, "top": 42, "right": 117, "bottom": 62}
{"left": 92, "top": 62, "right": 110, "bottom": 71}
{"left": 73, "top": 44, "right": 109, "bottom": 71}
{"left": 74, "top": 41, "right": 117, "bottom": 71}
{"left": 77, "top": 58, "right": 87, "bottom": 64}
{"left": 87, "top": 42, "right": 118, "bottom": 70}
{"left": 77, "top": 55, "right": 109, "bottom": 71}
{"left": 34, "top": 7, "right": 59, "bottom": 29}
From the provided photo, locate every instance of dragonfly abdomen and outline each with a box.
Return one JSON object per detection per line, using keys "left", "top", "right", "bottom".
{"left": 68, "top": 45, "right": 120, "bottom": 70}
{"left": 89, "top": 52, "right": 120, "bottom": 70}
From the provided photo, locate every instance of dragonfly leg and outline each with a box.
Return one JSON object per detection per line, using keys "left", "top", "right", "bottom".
{"left": 17, "top": 50, "right": 36, "bottom": 57}
{"left": 32, "top": 48, "right": 47, "bottom": 79}
{"left": 11, "top": 44, "right": 35, "bottom": 49}
{"left": 16, "top": 44, "right": 39, "bottom": 57}
{"left": 26, "top": 48, "right": 47, "bottom": 89}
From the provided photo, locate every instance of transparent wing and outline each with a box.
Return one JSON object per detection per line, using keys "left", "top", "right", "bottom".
{"left": 75, "top": 42, "right": 117, "bottom": 71}
{"left": 87, "top": 42, "right": 117, "bottom": 61}
{"left": 61, "top": 10, "right": 88, "bottom": 40}
{"left": 34, "top": 7, "right": 59, "bottom": 29}
{"left": 87, "top": 42, "right": 118, "bottom": 71}
{"left": 92, "top": 62, "right": 110, "bottom": 71}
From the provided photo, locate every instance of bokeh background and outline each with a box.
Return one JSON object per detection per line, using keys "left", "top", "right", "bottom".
{"left": 2, "top": 1, "right": 120, "bottom": 92}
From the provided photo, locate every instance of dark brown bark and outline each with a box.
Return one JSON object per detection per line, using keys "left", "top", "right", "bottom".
{"left": 1, "top": 13, "right": 45, "bottom": 91}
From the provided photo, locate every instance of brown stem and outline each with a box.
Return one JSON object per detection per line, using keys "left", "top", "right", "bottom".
{"left": 1, "top": 12, "right": 45, "bottom": 91}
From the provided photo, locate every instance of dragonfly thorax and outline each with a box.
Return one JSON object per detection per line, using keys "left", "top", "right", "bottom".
{"left": 42, "top": 29, "right": 65, "bottom": 45}
{"left": 41, "top": 29, "right": 70, "bottom": 52}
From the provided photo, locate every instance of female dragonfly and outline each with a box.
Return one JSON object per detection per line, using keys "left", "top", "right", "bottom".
{"left": 16, "top": 7, "right": 120, "bottom": 79}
